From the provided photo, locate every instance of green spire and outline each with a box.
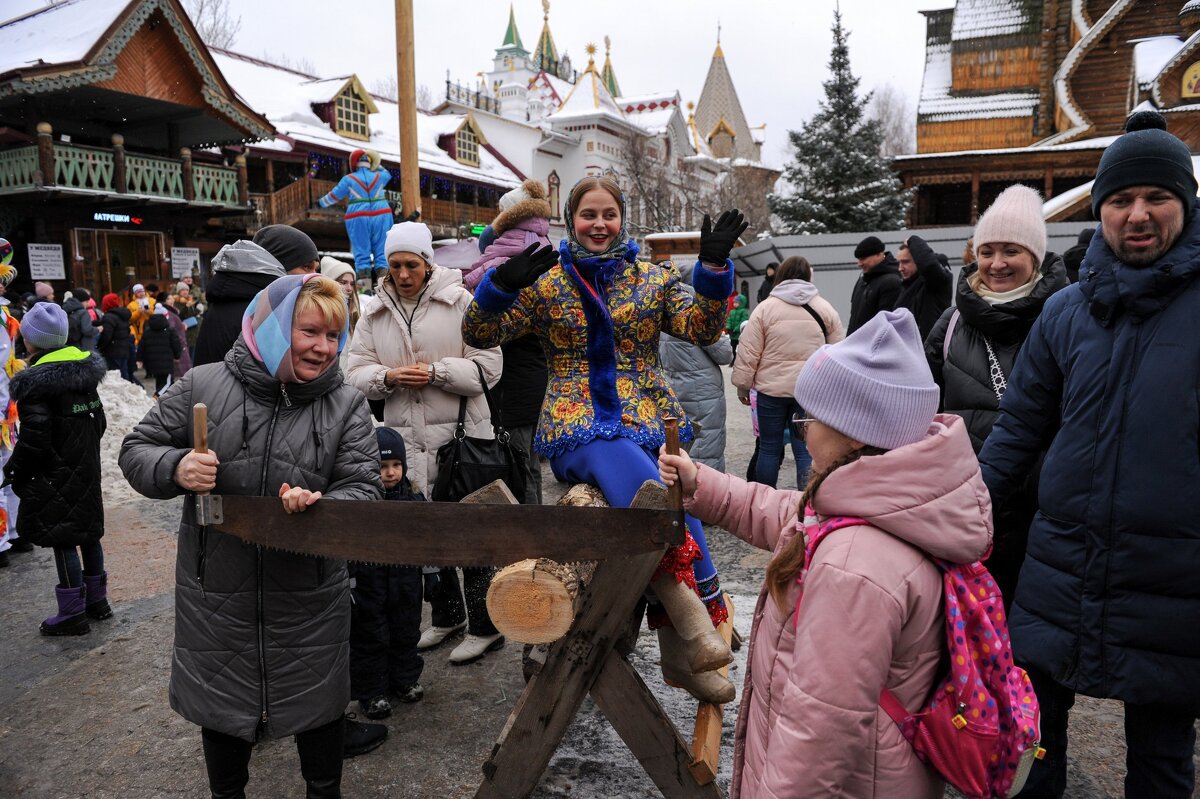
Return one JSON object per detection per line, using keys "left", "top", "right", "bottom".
{"left": 502, "top": 4, "right": 524, "bottom": 50}
{"left": 534, "top": 0, "right": 559, "bottom": 73}
{"left": 601, "top": 35, "right": 621, "bottom": 97}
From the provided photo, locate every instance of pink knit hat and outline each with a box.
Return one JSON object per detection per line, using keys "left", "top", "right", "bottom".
{"left": 972, "top": 185, "right": 1047, "bottom": 266}
{"left": 794, "top": 309, "right": 939, "bottom": 450}
{"left": 34, "top": 281, "right": 53, "bottom": 299}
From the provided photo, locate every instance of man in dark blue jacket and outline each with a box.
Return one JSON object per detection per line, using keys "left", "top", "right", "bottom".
{"left": 980, "top": 110, "right": 1200, "bottom": 799}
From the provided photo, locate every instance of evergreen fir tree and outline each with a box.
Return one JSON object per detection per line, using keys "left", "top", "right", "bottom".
{"left": 770, "top": 10, "right": 910, "bottom": 234}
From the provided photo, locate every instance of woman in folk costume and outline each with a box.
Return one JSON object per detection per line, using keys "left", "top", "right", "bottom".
{"left": 0, "top": 248, "right": 22, "bottom": 565}
{"left": 463, "top": 174, "right": 747, "bottom": 702}
{"left": 318, "top": 149, "right": 392, "bottom": 279}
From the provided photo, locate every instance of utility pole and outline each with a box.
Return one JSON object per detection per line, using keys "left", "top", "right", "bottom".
{"left": 395, "top": 0, "right": 420, "bottom": 221}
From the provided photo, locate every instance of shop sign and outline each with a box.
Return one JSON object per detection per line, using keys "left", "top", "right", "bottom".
{"left": 93, "top": 212, "right": 143, "bottom": 225}
{"left": 27, "top": 243, "right": 65, "bottom": 280}
{"left": 171, "top": 247, "right": 200, "bottom": 279}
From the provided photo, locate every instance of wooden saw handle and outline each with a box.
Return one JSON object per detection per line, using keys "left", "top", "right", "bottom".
{"left": 193, "top": 403, "right": 208, "bottom": 454}
{"left": 663, "top": 416, "right": 683, "bottom": 513}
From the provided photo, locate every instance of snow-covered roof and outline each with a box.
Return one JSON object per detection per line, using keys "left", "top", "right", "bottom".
{"left": 917, "top": 41, "right": 1038, "bottom": 122}
{"left": 1134, "top": 36, "right": 1186, "bottom": 90}
{"left": 950, "top": 0, "right": 1041, "bottom": 42}
{"left": 898, "top": 134, "right": 1116, "bottom": 161}
{"left": 1184, "top": 0, "right": 1200, "bottom": 14}
{"left": 552, "top": 58, "right": 625, "bottom": 122}
{"left": 0, "top": 0, "right": 128, "bottom": 76}
{"left": 1043, "top": 155, "right": 1200, "bottom": 219}
{"left": 625, "top": 108, "right": 675, "bottom": 135}
{"left": 211, "top": 50, "right": 520, "bottom": 188}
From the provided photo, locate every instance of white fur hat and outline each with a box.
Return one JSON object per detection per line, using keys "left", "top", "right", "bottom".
{"left": 320, "top": 256, "right": 355, "bottom": 282}
{"left": 384, "top": 222, "right": 434, "bottom": 262}
{"left": 498, "top": 185, "right": 531, "bottom": 213}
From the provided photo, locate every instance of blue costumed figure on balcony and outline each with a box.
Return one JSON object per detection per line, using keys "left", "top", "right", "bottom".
{"left": 318, "top": 149, "right": 393, "bottom": 278}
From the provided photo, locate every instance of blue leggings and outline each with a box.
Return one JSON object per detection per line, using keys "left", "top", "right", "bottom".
{"left": 550, "top": 437, "right": 722, "bottom": 607}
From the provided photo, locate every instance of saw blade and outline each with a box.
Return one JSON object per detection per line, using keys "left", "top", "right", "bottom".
{"left": 201, "top": 495, "right": 683, "bottom": 567}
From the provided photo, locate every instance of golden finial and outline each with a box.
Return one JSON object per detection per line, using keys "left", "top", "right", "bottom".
{"left": 604, "top": 35, "right": 611, "bottom": 54}
{"left": 585, "top": 42, "right": 598, "bottom": 60}
{"left": 542, "top": 0, "right": 550, "bottom": 19}
{"left": 686, "top": 101, "right": 695, "bottom": 111}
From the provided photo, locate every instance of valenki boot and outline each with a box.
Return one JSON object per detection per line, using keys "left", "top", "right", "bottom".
{"left": 649, "top": 574, "right": 732, "bottom": 673}
{"left": 40, "top": 584, "right": 90, "bottom": 636}
{"left": 83, "top": 571, "right": 113, "bottom": 620}
{"left": 658, "top": 625, "right": 736, "bottom": 704}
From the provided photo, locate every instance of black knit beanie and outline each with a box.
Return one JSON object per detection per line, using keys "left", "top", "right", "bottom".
{"left": 854, "top": 235, "right": 885, "bottom": 259}
{"left": 375, "top": 426, "right": 407, "bottom": 473}
{"left": 1091, "top": 111, "right": 1197, "bottom": 219}
{"left": 252, "top": 225, "right": 319, "bottom": 271}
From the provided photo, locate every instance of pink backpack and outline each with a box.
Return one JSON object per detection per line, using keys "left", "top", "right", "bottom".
{"left": 796, "top": 511, "right": 1044, "bottom": 799}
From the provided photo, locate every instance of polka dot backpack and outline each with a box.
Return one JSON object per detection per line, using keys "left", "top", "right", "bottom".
{"left": 799, "top": 511, "right": 1044, "bottom": 799}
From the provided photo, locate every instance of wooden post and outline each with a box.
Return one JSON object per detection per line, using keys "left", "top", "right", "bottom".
{"left": 265, "top": 159, "right": 275, "bottom": 194}
{"left": 688, "top": 594, "right": 736, "bottom": 785}
{"left": 395, "top": 0, "right": 420, "bottom": 219}
{"left": 112, "top": 133, "right": 127, "bottom": 194}
{"left": 35, "top": 122, "right": 54, "bottom": 187}
{"left": 234, "top": 154, "right": 248, "bottom": 206}
{"left": 970, "top": 170, "right": 981, "bottom": 224}
{"left": 663, "top": 417, "right": 683, "bottom": 514}
{"left": 1043, "top": 166, "right": 1054, "bottom": 201}
{"left": 180, "top": 147, "right": 194, "bottom": 202}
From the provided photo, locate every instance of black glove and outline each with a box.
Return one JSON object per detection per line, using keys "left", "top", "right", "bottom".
{"left": 698, "top": 209, "right": 749, "bottom": 267}
{"left": 492, "top": 244, "right": 559, "bottom": 293}
{"left": 422, "top": 570, "right": 441, "bottom": 602}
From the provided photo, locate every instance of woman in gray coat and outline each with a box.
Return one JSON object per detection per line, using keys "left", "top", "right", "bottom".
{"left": 119, "top": 274, "right": 381, "bottom": 799}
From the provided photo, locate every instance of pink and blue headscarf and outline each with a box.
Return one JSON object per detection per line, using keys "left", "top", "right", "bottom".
{"left": 241, "top": 273, "right": 348, "bottom": 383}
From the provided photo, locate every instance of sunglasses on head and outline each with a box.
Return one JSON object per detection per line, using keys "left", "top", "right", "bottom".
{"left": 789, "top": 414, "right": 815, "bottom": 439}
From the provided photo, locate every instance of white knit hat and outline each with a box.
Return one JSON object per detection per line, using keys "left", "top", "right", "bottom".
{"left": 384, "top": 222, "right": 434, "bottom": 262}
{"left": 498, "top": 185, "right": 531, "bottom": 213}
{"left": 320, "top": 255, "right": 355, "bottom": 282}
{"left": 973, "top": 185, "right": 1047, "bottom": 267}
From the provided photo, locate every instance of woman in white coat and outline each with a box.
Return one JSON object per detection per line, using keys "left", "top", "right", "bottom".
{"left": 346, "top": 222, "right": 505, "bottom": 665}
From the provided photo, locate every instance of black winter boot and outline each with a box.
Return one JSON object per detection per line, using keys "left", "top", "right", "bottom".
{"left": 298, "top": 717, "right": 344, "bottom": 798}
{"left": 201, "top": 727, "right": 252, "bottom": 799}
{"left": 40, "top": 585, "right": 89, "bottom": 636}
{"left": 83, "top": 571, "right": 113, "bottom": 620}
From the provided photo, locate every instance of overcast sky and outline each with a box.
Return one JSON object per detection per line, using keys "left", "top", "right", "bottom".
{"left": 225, "top": 0, "right": 935, "bottom": 168}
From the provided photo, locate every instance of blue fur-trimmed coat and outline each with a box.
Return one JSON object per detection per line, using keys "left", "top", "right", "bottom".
{"left": 462, "top": 257, "right": 732, "bottom": 457}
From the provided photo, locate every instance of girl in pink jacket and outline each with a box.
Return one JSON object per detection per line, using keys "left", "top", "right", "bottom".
{"left": 660, "top": 309, "right": 993, "bottom": 798}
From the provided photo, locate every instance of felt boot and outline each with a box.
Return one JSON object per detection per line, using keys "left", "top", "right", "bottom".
{"left": 83, "top": 571, "right": 113, "bottom": 620}
{"left": 649, "top": 574, "right": 732, "bottom": 673}
{"left": 40, "top": 584, "right": 90, "bottom": 636}
{"left": 658, "top": 625, "right": 736, "bottom": 704}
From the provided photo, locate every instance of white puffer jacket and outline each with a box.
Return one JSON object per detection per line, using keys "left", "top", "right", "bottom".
{"left": 346, "top": 266, "right": 502, "bottom": 496}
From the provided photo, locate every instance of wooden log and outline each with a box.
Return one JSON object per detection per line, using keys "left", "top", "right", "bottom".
{"left": 687, "top": 593, "right": 736, "bottom": 786}
{"left": 486, "top": 483, "right": 602, "bottom": 644}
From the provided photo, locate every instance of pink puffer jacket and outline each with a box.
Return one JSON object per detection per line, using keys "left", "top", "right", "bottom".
{"left": 686, "top": 414, "right": 992, "bottom": 798}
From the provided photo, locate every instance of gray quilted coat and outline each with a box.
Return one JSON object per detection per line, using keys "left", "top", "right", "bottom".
{"left": 659, "top": 331, "right": 733, "bottom": 472}
{"left": 119, "top": 337, "right": 381, "bottom": 741}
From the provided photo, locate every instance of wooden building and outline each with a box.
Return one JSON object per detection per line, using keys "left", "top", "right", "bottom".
{"left": 896, "top": 1, "right": 1200, "bottom": 226}
{"left": 0, "top": 0, "right": 271, "bottom": 299}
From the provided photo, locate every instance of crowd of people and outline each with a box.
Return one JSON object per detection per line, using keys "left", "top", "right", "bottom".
{"left": 0, "top": 107, "right": 1196, "bottom": 799}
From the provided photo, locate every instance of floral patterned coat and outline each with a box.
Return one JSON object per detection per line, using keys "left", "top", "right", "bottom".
{"left": 463, "top": 256, "right": 732, "bottom": 457}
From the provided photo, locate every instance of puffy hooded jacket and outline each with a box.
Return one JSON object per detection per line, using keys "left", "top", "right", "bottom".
{"left": 98, "top": 305, "right": 132, "bottom": 360}
{"left": 118, "top": 337, "right": 381, "bottom": 741}
{"left": 732, "top": 279, "right": 843, "bottom": 399}
{"left": 63, "top": 295, "right": 99, "bottom": 352}
{"left": 137, "top": 313, "right": 181, "bottom": 376}
{"left": 4, "top": 348, "right": 107, "bottom": 547}
{"left": 687, "top": 415, "right": 992, "bottom": 798}
{"left": 981, "top": 214, "right": 1200, "bottom": 711}
{"left": 346, "top": 265, "right": 502, "bottom": 496}
{"left": 193, "top": 241, "right": 284, "bottom": 367}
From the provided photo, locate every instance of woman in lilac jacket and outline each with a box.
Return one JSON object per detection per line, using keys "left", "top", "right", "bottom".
{"left": 660, "top": 310, "right": 992, "bottom": 798}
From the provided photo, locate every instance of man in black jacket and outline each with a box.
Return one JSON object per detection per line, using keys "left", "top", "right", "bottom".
{"left": 847, "top": 236, "right": 902, "bottom": 333}
{"left": 895, "top": 236, "right": 953, "bottom": 340}
{"left": 191, "top": 240, "right": 285, "bottom": 367}
{"left": 755, "top": 262, "right": 777, "bottom": 306}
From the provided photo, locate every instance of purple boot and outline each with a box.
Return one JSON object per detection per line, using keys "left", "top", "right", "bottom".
{"left": 83, "top": 571, "right": 113, "bottom": 620}
{"left": 40, "top": 584, "right": 90, "bottom": 636}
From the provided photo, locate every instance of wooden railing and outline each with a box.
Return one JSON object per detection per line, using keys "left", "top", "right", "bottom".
{"left": 54, "top": 143, "right": 115, "bottom": 192}
{"left": 0, "top": 146, "right": 38, "bottom": 194}
{"left": 193, "top": 163, "right": 240, "bottom": 205}
{"left": 127, "top": 152, "right": 183, "bottom": 198}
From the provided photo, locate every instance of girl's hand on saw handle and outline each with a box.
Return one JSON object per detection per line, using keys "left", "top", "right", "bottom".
{"left": 657, "top": 446, "right": 698, "bottom": 499}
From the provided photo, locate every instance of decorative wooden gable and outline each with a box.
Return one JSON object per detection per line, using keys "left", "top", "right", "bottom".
{"left": 310, "top": 75, "right": 379, "bottom": 142}
{"left": 438, "top": 115, "right": 489, "bottom": 166}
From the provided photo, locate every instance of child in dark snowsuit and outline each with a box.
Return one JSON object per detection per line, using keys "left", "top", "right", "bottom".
{"left": 137, "top": 307, "right": 180, "bottom": 398}
{"left": 3, "top": 302, "right": 110, "bottom": 635}
{"left": 349, "top": 426, "right": 427, "bottom": 719}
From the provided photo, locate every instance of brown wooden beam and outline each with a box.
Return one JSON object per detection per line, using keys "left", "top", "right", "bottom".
{"left": 970, "top": 170, "right": 981, "bottom": 224}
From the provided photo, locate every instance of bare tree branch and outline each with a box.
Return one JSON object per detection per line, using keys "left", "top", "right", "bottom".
{"left": 370, "top": 78, "right": 434, "bottom": 111}
{"left": 182, "top": 0, "right": 241, "bottom": 50}
{"left": 868, "top": 83, "right": 916, "bottom": 158}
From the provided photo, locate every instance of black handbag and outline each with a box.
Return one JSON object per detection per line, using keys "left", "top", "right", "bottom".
{"left": 431, "top": 363, "right": 528, "bottom": 503}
